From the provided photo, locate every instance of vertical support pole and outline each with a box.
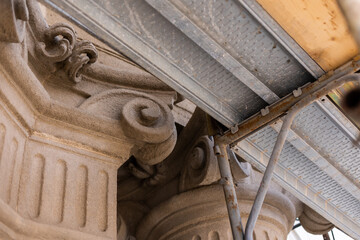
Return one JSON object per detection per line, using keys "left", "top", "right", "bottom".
{"left": 244, "top": 113, "right": 295, "bottom": 240}
{"left": 243, "top": 74, "right": 360, "bottom": 240}
{"left": 214, "top": 143, "right": 243, "bottom": 240}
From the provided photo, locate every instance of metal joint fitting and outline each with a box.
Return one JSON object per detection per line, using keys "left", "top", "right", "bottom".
{"left": 292, "top": 88, "right": 302, "bottom": 97}
{"left": 214, "top": 145, "right": 221, "bottom": 155}
{"left": 260, "top": 106, "right": 270, "bottom": 116}
{"left": 231, "top": 124, "right": 239, "bottom": 134}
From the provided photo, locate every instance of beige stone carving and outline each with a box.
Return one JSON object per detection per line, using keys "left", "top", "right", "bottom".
{"left": 34, "top": 22, "right": 77, "bottom": 64}
{"left": 0, "top": 0, "right": 177, "bottom": 239}
{"left": 136, "top": 182, "right": 297, "bottom": 240}
{"left": 0, "top": 91, "right": 119, "bottom": 239}
{"left": 299, "top": 205, "right": 334, "bottom": 235}
{"left": 27, "top": 0, "right": 98, "bottom": 81}
{"left": 79, "top": 89, "right": 177, "bottom": 165}
{"left": 179, "top": 135, "right": 220, "bottom": 192}
{"left": 0, "top": 0, "right": 28, "bottom": 42}
{"left": 64, "top": 40, "right": 98, "bottom": 83}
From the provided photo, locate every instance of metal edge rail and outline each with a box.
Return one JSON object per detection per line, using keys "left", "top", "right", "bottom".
{"left": 216, "top": 58, "right": 360, "bottom": 145}
{"left": 214, "top": 74, "right": 360, "bottom": 240}
{"left": 243, "top": 74, "right": 360, "bottom": 240}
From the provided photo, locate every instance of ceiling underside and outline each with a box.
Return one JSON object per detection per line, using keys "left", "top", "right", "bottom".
{"left": 41, "top": 0, "right": 360, "bottom": 238}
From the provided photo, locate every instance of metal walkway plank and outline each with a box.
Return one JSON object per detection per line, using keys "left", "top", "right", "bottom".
{"left": 234, "top": 98, "right": 360, "bottom": 239}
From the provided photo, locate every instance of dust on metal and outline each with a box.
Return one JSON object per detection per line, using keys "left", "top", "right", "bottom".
{"left": 217, "top": 58, "right": 360, "bottom": 145}
{"left": 214, "top": 143, "right": 244, "bottom": 240}
{"left": 244, "top": 74, "right": 360, "bottom": 240}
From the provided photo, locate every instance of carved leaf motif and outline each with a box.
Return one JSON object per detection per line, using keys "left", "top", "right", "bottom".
{"left": 36, "top": 23, "right": 76, "bottom": 64}
{"left": 64, "top": 40, "right": 98, "bottom": 83}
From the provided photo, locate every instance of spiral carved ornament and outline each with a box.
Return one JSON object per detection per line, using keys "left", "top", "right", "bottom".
{"left": 64, "top": 40, "right": 98, "bottom": 83}
{"left": 120, "top": 95, "right": 176, "bottom": 165}
{"left": 79, "top": 89, "right": 177, "bottom": 165}
{"left": 36, "top": 23, "right": 76, "bottom": 64}
{"left": 34, "top": 23, "right": 98, "bottom": 82}
{"left": 179, "top": 136, "right": 219, "bottom": 192}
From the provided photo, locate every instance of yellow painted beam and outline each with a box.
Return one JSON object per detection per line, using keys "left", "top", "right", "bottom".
{"left": 257, "top": 0, "right": 358, "bottom": 71}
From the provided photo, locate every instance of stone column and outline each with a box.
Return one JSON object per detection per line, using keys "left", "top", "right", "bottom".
{"left": 0, "top": 1, "right": 178, "bottom": 239}
{"left": 136, "top": 178, "right": 298, "bottom": 240}
{"left": 0, "top": 107, "right": 118, "bottom": 239}
{"left": 0, "top": 42, "right": 120, "bottom": 239}
{"left": 135, "top": 136, "right": 301, "bottom": 240}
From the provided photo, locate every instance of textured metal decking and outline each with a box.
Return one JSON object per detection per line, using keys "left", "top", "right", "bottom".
{"left": 234, "top": 96, "right": 360, "bottom": 238}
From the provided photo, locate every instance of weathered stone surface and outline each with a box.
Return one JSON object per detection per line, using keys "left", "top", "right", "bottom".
{"left": 179, "top": 135, "right": 220, "bottom": 192}
{"left": 0, "top": 0, "right": 178, "bottom": 239}
{"left": 0, "top": 88, "right": 118, "bottom": 239}
{"left": 0, "top": 0, "right": 28, "bottom": 42}
{"left": 136, "top": 182, "right": 297, "bottom": 240}
{"left": 299, "top": 205, "right": 334, "bottom": 235}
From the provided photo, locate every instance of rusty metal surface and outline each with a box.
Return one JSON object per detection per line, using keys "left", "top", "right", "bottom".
{"left": 218, "top": 58, "right": 360, "bottom": 145}
{"left": 244, "top": 74, "right": 360, "bottom": 240}
{"left": 214, "top": 144, "right": 243, "bottom": 240}
{"left": 234, "top": 94, "right": 360, "bottom": 239}
{"left": 245, "top": 107, "right": 294, "bottom": 240}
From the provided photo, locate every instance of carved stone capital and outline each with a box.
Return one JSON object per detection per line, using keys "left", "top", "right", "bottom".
{"left": 26, "top": 0, "right": 98, "bottom": 83}
{"left": 0, "top": 2, "right": 178, "bottom": 239}
{"left": 179, "top": 136, "right": 219, "bottom": 192}
{"left": 299, "top": 205, "right": 334, "bottom": 235}
{"left": 80, "top": 89, "right": 177, "bottom": 165}
{"left": 136, "top": 183, "right": 299, "bottom": 240}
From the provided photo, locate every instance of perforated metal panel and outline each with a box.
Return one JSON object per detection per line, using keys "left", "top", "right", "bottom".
{"left": 234, "top": 97, "right": 360, "bottom": 239}
{"left": 148, "top": 0, "right": 315, "bottom": 98}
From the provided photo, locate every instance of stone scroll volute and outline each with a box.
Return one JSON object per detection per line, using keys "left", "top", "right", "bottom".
{"left": 34, "top": 23, "right": 98, "bottom": 80}
{"left": 80, "top": 89, "right": 177, "bottom": 165}
{"left": 179, "top": 136, "right": 220, "bottom": 192}
{"left": 26, "top": 0, "right": 98, "bottom": 82}
{"left": 25, "top": 0, "right": 176, "bottom": 165}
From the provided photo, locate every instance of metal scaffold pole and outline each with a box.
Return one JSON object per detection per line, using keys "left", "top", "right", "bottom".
{"left": 214, "top": 143, "right": 244, "bottom": 240}
{"left": 215, "top": 74, "right": 360, "bottom": 240}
